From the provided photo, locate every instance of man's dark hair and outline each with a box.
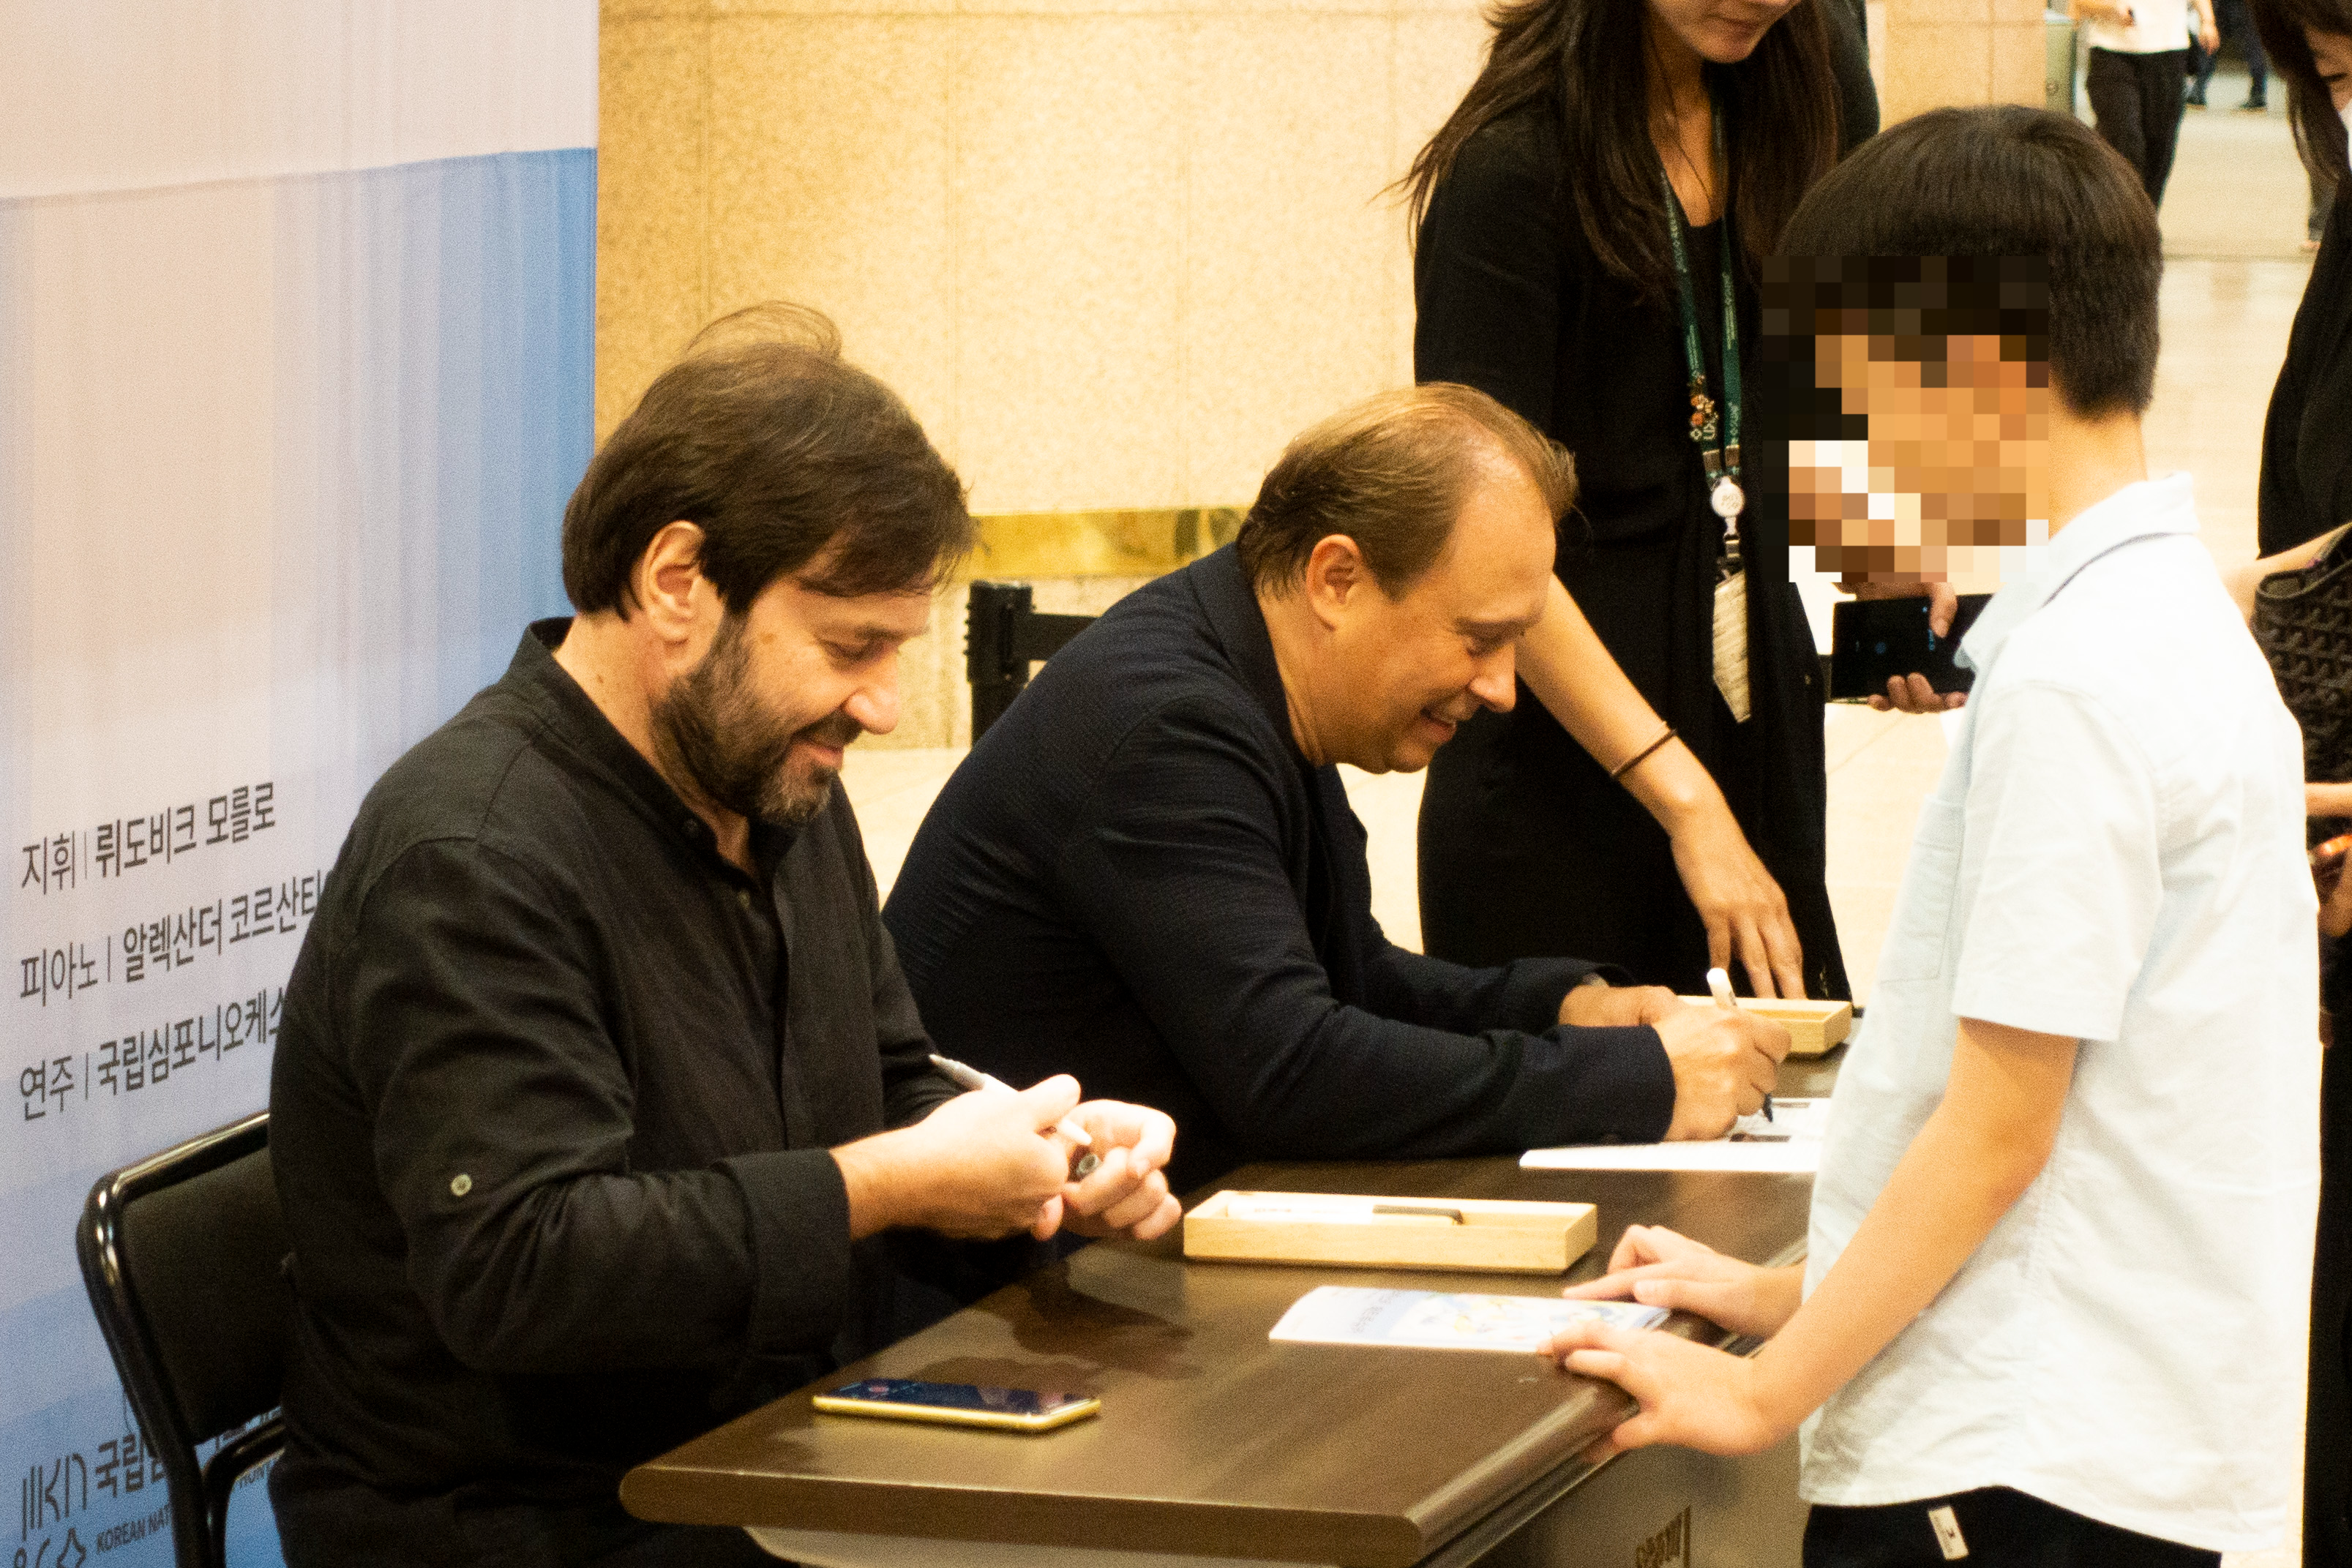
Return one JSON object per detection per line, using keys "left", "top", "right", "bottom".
{"left": 2250, "top": 0, "right": 2352, "bottom": 184}
{"left": 1236, "top": 383, "right": 1576, "bottom": 595}
{"left": 1774, "top": 106, "right": 2161, "bottom": 417}
{"left": 562, "top": 302, "right": 973, "bottom": 615}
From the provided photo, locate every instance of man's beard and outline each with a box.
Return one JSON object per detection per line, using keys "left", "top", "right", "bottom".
{"left": 650, "top": 614, "right": 861, "bottom": 827}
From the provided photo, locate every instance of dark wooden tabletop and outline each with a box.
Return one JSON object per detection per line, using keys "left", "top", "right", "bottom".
{"left": 619, "top": 1049, "right": 1840, "bottom": 1567}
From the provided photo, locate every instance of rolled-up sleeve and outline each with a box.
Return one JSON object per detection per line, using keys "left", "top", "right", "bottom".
{"left": 1056, "top": 699, "right": 1674, "bottom": 1159}
{"left": 348, "top": 839, "right": 856, "bottom": 1374}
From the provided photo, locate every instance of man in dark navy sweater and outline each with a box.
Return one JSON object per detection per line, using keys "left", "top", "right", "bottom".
{"left": 886, "top": 386, "right": 1787, "bottom": 1196}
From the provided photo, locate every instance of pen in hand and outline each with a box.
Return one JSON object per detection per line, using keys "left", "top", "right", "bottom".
{"left": 927, "top": 1054, "right": 1103, "bottom": 1176}
{"left": 1707, "top": 967, "right": 1772, "bottom": 1123}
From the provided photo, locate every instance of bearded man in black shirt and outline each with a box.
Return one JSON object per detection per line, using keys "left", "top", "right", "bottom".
{"left": 266, "top": 304, "right": 1181, "bottom": 1568}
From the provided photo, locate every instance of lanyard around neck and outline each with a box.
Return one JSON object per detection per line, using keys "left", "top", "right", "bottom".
{"left": 1660, "top": 100, "right": 1744, "bottom": 570}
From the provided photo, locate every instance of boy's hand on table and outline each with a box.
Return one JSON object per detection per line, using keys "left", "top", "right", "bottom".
{"left": 1538, "top": 1321, "right": 1794, "bottom": 1460}
{"left": 1562, "top": 1224, "right": 1802, "bottom": 1340}
{"left": 1057, "top": 1100, "right": 1182, "bottom": 1241}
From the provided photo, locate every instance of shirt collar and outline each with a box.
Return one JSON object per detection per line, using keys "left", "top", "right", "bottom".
{"left": 1958, "top": 472, "right": 2198, "bottom": 678}
{"left": 504, "top": 620, "right": 789, "bottom": 880}
{"left": 1187, "top": 545, "right": 1309, "bottom": 764}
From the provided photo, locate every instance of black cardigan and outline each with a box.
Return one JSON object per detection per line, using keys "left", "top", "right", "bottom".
{"left": 2262, "top": 189, "right": 2352, "bottom": 556}
{"left": 1407, "top": 23, "right": 1876, "bottom": 998}
{"left": 884, "top": 547, "right": 1676, "bottom": 1196}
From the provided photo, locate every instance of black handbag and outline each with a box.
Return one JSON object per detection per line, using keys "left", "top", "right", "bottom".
{"left": 2255, "top": 528, "right": 2352, "bottom": 788}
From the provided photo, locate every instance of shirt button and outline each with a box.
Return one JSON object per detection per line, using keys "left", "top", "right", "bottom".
{"left": 449, "top": 1174, "right": 473, "bottom": 1198}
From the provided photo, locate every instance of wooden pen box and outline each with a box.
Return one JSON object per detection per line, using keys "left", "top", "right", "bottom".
{"left": 1675, "top": 996, "right": 1852, "bottom": 1057}
{"left": 1183, "top": 1191, "right": 1598, "bottom": 1275}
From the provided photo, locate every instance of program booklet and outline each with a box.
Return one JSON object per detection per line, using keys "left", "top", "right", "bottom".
{"left": 1268, "top": 1286, "right": 1667, "bottom": 1354}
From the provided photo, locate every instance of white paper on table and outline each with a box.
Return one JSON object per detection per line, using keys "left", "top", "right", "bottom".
{"left": 1267, "top": 1286, "right": 1667, "bottom": 1353}
{"left": 1518, "top": 1097, "right": 1831, "bottom": 1174}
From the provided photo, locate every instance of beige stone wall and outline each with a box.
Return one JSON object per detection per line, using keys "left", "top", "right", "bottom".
{"left": 1876, "top": 0, "right": 2050, "bottom": 123}
{"left": 597, "top": 1, "right": 2039, "bottom": 746}
{"left": 598, "top": 0, "right": 1493, "bottom": 741}
{"left": 596, "top": 0, "right": 1494, "bottom": 495}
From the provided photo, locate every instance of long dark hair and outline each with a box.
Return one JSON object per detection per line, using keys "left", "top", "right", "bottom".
{"left": 1401, "top": 0, "right": 1843, "bottom": 302}
{"left": 2250, "top": 0, "right": 2352, "bottom": 184}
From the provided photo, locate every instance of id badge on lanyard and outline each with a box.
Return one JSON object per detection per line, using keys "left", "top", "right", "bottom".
{"left": 1662, "top": 105, "right": 1750, "bottom": 723}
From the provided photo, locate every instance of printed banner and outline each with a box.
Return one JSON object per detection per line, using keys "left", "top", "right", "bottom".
{"left": 0, "top": 7, "right": 596, "bottom": 1564}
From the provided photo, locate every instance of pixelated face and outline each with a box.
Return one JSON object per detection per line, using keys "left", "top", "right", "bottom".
{"left": 1767, "top": 258, "right": 2051, "bottom": 585}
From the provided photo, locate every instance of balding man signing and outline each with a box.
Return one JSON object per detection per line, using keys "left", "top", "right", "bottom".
{"left": 885, "top": 386, "right": 1786, "bottom": 1195}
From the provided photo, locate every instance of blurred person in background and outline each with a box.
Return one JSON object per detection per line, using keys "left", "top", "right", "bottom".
{"left": 2077, "top": 0, "right": 2220, "bottom": 205}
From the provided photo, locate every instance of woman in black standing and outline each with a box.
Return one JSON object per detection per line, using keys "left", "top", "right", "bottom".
{"left": 2249, "top": 5, "right": 2352, "bottom": 1561}
{"left": 1405, "top": 0, "right": 1878, "bottom": 999}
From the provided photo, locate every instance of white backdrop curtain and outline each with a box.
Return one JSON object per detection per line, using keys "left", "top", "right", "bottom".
{"left": 1, "top": 6, "right": 596, "bottom": 1562}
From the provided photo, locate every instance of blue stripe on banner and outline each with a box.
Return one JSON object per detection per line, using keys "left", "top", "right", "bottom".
{"left": 1, "top": 145, "right": 592, "bottom": 1568}
{"left": 271, "top": 147, "right": 591, "bottom": 808}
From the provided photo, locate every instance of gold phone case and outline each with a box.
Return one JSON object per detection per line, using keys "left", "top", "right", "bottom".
{"left": 810, "top": 1392, "right": 1101, "bottom": 1433}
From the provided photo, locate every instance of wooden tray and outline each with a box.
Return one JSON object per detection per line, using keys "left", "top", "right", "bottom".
{"left": 1675, "top": 996, "right": 1852, "bottom": 1057}
{"left": 1182, "top": 1190, "right": 1596, "bottom": 1275}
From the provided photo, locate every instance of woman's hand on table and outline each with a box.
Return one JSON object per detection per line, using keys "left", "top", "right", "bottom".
{"left": 1561, "top": 1224, "right": 1802, "bottom": 1340}
{"left": 1056, "top": 1100, "right": 1183, "bottom": 1241}
{"left": 1666, "top": 803, "right": 1806, "bottom": 999}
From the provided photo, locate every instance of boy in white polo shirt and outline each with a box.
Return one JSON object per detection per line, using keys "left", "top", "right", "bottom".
{"left": 1544, "top": 106, "right": 2320, "bottom": 1567}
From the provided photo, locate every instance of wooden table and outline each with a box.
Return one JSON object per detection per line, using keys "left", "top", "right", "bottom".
{"left": 621, "top": 1051, "right": 1841, "bottom": 1568}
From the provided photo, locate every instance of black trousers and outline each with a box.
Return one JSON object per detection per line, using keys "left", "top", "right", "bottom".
{"left": 2191, "top": 0, "right": 2266, "bottom": 94}
{"left": 2310, "top": 1009, "right": 2352, "bottom": 1568}
{"left": 1805, "top": 1487, "right": 2221, "bottom": 1568}
{"left": 2087, "top": 48, "right": 2191, "bottom": 207}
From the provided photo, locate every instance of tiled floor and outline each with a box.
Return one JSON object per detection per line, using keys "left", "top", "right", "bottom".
{"left": 841, "top": 85, "right": 2318, "bottom": 1562}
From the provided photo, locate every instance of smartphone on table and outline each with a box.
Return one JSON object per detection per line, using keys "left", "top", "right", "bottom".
{"left": 811, "top": 1378, "right": 1101, "bottom": 1433}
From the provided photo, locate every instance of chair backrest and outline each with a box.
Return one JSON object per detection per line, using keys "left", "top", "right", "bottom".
{"left": 966, "top": 582, "right": 1097, "bottom": 741}
{"left": 78, "top": 1110, "right": 291, "bottom": 1568}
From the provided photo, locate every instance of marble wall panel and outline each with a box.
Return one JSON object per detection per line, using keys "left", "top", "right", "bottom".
{"left": 1989, "top": 18, "right": 2054, "bottom": 105}
{"left": 951, "top": 16, "right": 1188, "bottom": 513}
{"left": 597, "top": 15, "right": 711, "bottom": 442}
{"left": 1884, "top": 0, "right": 1989, "bottom": 29}
{"left": 1183, "top": 15, "right": 1398, "bottom": 506}
{"left": 706, "top": 17, "right": 956, "bottom": 449}
{"left": 1881, "top": 20, "right": 1994, "bottom": 121}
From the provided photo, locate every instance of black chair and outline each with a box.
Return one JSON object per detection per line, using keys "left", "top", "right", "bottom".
{"left": 77, "top": 1110, "right": 291, "bottom": 1568}
{"left": 967, "top": 582, "right": 1096, "bottom": 741}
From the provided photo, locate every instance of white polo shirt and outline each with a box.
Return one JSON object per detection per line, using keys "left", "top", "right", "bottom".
{"left": 1799, "top": 474, "right": 2320, "bottom": 1553}
{"left": 2083, "top": 0, "right": 2191, "bottom": 54}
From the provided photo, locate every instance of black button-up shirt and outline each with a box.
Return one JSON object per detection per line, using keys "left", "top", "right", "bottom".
{"left": 269, "top": 622, "right": 954, "bottom": 1507}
